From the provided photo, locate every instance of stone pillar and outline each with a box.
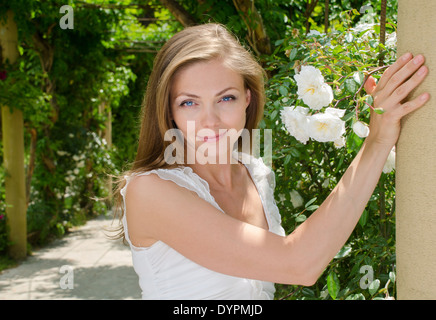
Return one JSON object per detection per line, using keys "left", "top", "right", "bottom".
{"left": 396, "top": 0, "right": 436, "bottom": 299}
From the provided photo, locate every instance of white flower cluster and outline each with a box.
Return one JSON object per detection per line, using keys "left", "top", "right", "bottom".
{"left": 281, "top": 65, "right": 395, "bottom": 173}
{"left": 281, "top": 106, "right": 346, "bottom": 147}
{"left": 281, "top": 66, "right": 347, "bottom": 146}
{"left": 294, "top": 66, "right": 333, "bottom": 111}
{"left": 281, "top": 66, "right": 373, "bottom": 147}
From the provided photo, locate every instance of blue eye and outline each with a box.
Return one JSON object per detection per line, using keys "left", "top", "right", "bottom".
{"left": 180, "top": 100, "right": 195, "bottom": 107}
{"left": 221, "top": 95, "right": 236, "bottom": 102}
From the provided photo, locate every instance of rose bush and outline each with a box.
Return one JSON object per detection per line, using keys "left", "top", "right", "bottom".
{"left": 262, "top": 9, "right": 398, "bottom": 300}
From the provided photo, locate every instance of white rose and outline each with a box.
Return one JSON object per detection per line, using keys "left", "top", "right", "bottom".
{"left": 290, "top": 190, "right": 304, "bottom": 208}
{"left": 294, "top": 66, "right": 334, "bottom": 110}
{"left": 324, "top": 107, "right": 345, "bottom": 118}
{"left": 280, "top": 106, "right": 310, "bottom": 144}
{"left": 307, "top": 110, "right": 345, "bottom": 142}
{"left": 383, "top": 147, "right": 396, "bottom": 173}
{"left": 334, "top": 136, "right": 346, "bottom": 148}
{"left": 385, "top": 32, "right": 397, "bottom": 49}
{"left": 353, "top": 121, "right": 370, "bottom": 138}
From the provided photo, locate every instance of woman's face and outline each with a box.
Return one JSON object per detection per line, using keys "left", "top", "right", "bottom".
{"left": 170, "top": 58, "right": 251, "bottom": 164}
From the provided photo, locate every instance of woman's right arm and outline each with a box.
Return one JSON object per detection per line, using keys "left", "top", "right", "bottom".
{"left": 125, "top": 53, "right": 428, "bottom": 287}
{"left": 125, "top": 173, "right": 315, "bottom": 286}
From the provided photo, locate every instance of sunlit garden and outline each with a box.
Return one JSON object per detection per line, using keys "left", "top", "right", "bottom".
{"left": 1, "top": 0, "right": 398, "bottom": 299}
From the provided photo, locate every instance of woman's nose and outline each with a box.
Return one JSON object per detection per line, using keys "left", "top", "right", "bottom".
{"left": 200, "top": 104, "right": 220, "bottom": 128}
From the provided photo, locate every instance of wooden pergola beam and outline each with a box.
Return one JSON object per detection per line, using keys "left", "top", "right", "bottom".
{"left": 1, "top": 11, "right": 27, "bottom": 260}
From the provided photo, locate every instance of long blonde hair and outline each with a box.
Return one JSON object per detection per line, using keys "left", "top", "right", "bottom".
{"left": 112, "top": 23, "right": 267, "bottom": 240}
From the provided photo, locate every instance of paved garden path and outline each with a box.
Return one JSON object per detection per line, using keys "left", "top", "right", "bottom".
{"left": 0, "top": 214, "right": 141, "bottom": 300}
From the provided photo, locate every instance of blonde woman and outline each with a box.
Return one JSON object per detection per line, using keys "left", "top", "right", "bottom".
{"left": 115, "top": 23, "right": 429, "bottom": 299}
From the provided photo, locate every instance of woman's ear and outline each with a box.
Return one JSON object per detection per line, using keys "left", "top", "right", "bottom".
{"left": 245, "top": 88, "right": 251, "bottom": 108}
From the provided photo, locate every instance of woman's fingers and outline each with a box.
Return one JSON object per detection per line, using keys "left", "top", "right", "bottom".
{"left": 365, "top": 53, "right": 430, "bottom": 147}
{"left": 397, "top": 92, "right": 430, "bottom": 118}
{"left": 387, "top": 54, "right": 425, "bottom": 94}
{"left": 375, "top": 52, "right": 413, "bottom": 92}
{"left": 378, "top": 64, "right": 429, "bottom": 111}
{"left": 364, "top": 76, "right": 377, "bottom": 95}
{"left": 391, "top": 64, "right": 428, "bottom": 103}
{"left": 372, "top": 53, "right": 428, "bottom": 113}
{"left": 378, "top": 54, "right": 426, "bottom": 101}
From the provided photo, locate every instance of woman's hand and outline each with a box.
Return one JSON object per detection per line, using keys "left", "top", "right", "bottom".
{"left": 364, "top": 52, "right": 430, "bottom": 149}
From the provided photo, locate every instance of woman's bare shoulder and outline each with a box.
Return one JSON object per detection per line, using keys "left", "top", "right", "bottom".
{"left": 123, "top": 171, "right": 200, "bottom": 246}
{"left": 121, "top": 168, "right": 303, "bottom": 285}
{"left": 125, "top": 171, "right": 197, "bottom": 203}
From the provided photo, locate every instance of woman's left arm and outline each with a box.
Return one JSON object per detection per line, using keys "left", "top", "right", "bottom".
{"left": 286, "top": 52, "right": 430, "bottom": 284}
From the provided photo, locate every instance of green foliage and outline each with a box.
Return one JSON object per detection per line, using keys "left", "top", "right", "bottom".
{"left": 0, "top": 213, "right": 8, "bottom": 254}
{"left": 265, "top": 8, "right": 397, "bottom": 300}
{"left": 0, "top": 0, "right": 400, "bottom": 300}
{"left": 0, "top": 0, "right": 141, "bottom": 246}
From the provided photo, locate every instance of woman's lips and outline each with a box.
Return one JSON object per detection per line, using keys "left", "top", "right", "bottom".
{"left": 197, "top": 130, "right": 228, "bottom": 142}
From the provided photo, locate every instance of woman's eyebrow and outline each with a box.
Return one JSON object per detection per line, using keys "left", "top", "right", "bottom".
{"left": 175, "top": 92, "right": 200, "bottom": 99}
{"left": 174, "top": 87, "right": 239, "bottom": 100}
{"left": 215, "top": 86, "right": 239, "bottom": 96}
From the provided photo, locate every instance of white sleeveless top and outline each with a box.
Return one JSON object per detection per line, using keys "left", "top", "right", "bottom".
{"left": 120, "top": 153, "right": 286, "bottom": 300}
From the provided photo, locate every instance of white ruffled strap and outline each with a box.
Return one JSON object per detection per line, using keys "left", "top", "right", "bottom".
{"left": 242, "top": 155, "right": 286, "bottom": 237}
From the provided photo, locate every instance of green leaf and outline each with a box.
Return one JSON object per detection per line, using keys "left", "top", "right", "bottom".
{"left": 284, "top": 154, "right": 292, "bottom": 165}
{"left": 344, "top": 79, "right": 358, "bottom": 94}
{"left": 301, "top": 287, "right": 316, "bottom": 297}
{"left": 295, "top": 214, "right": 306, "bottom": 223}
{"left": 359, "top": 209, "right": 369, "bottom": 227}
{"left": 270, "top": 109, "right": 278, "bottom": 120}
{"left": 278, "top": 86, "right": 288, "bottom": 96}
{"left": 389, "top": 272, "right": 396, "bottom": 283}
{"left": 374, "top": 108, "right": 385, "bottom": 114}
{"left": 289, "top": 47, "right": 298, "bottom": 61}
{"left": 290, "top": 148, "right": 301, "bottom": 158}
{"left": 343, "top": 111, "right": 355, "bottom": 123}
{"left": 305, "top": 205, "right": 319, "bottom": 212}
{"left": 305, "top": 197, "right": 317, "bottom": 208}
{"left": 335, "top": 245, "right": 352, "bottom": 259}
{"left": 352, "top": 8, "right": 360, "bottom": 15}
{"left": 334, "top": 154, "right": 345, "bottom": 174}
{"left": 353, "top": 71, "right": 364, "bottom": 85}
{"left": 327, "top": 271, "right": 340, "bottom": 300}
{"left": 345, "top": 293, "right": 365, "bottom": 300}
{"left": 368, "top": 279, "right": 380, "bottom": 296}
